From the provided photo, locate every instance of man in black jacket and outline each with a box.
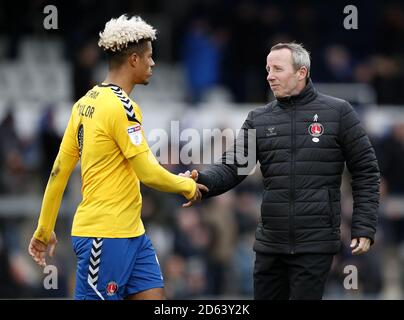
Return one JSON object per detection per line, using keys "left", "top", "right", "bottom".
{"left": 183, "top": 42, "right": 380, "bottom": 299}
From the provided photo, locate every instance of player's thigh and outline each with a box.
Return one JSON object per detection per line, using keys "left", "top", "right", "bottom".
{"left": 72, "top": 236, "right": 138, "bottom": 300}
{"left": 124, "top": 234, "right": 165, "bottom": 299}
{"left": 72, "top": 237, "right": 95, "bottom": 299}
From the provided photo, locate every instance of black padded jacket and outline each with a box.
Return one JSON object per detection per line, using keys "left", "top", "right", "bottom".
{"left": 198, "top": 80, "right": 380, "bottom": 254}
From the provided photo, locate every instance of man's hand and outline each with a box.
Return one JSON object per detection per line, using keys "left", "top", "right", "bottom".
{"left": 28, "top": 231, "right": 58, "bottom": 267}
{"left": 350, "top": 237, "right": 371, "bottom": 255}
{"left": 179, "top": 169, "right": 198, "bottom": 181}
{"left": 179, "top": 170, "right": 207, "bottom": 207}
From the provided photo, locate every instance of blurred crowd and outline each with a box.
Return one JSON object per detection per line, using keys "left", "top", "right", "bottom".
{"left": 1, "top": 0, "right": 404, "bottom": 299}
{"left": 2, "top": 1, "right": 404, "bottom": 104}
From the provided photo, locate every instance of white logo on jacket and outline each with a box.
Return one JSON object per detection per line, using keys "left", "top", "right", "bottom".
{"left": 309, "top": 114, "right": 324, "bottom": 143}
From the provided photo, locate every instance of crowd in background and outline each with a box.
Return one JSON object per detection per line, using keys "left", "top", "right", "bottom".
{"left": 1, "top": 0, "right": 404, "bottom": 299}
{"left": 2, "top": 0, "right": 404, "bottom": 104}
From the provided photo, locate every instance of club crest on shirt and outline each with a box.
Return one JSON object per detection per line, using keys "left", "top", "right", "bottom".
{"left": 127, "top": 124, "right": 142, "bottom": 145}
{"left": 106, "top": 281, "right": 118, "bottom": 296}
{"left": 308, "top": 114, "right": 324, "bottom": 143}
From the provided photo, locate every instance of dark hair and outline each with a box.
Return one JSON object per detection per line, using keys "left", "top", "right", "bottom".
{"left": 106, "top": 38, "right": 151, "bottom": 67}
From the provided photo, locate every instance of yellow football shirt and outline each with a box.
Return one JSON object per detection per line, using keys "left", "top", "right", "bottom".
{"left": 61, "top": 84, "right": 150, "bottom": 238}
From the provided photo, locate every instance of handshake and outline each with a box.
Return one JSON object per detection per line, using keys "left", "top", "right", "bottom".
{"left": 179, "top": 169, "right": 208, "bottom": 207}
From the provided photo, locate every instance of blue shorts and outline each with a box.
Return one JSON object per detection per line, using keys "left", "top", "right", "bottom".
{"left": 72, "top": 234, "right": 164, "bottom": 300}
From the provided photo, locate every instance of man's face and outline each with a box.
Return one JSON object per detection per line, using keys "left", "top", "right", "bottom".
{"left": 266, "top": 48, "right": 305, "bottom": 98}
{"left": 133, "top": 41, "right": 155, "bottom": 85}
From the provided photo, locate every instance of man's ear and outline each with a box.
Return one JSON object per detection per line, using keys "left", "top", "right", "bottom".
{"left": 298, "top": 66, "right": 308, "bottom": 81}
{"left": 128, "top": 52, "right": 139, "bottom": 68}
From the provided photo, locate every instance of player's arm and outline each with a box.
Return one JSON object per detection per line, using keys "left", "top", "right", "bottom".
{"left": 33, "top": 150, "right": 78, "bottom": 244}
{"left": 110, "top": 101, "right": 206, "bottom": 199}
{"left": 29, "top": 107, "right": 79, "bottom": 267}
{"left": 128, "top": 149, "right": 206, "bottom": 200}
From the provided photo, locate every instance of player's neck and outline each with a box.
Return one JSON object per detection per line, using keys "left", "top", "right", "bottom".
{"left": 104, "top": 71, "right": 134, "bottom": 96}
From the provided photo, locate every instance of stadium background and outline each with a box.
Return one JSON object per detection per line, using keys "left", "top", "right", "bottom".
{"left": 1, "top": 0, "right": 404, "bottom": 299}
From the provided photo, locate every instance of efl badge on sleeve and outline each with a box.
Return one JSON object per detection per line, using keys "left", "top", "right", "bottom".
{"left": 308, "top": 114, "right": 324, "bottom": 143}
{"left": 127, "top": 124, "right": 142, "bottom": 146}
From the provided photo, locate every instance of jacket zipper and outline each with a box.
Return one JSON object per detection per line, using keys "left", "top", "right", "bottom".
{"left": 290, "top": 99, "right": 296, "bottom": 254}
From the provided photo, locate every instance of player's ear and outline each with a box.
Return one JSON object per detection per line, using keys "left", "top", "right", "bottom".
{"left": 128, "top": 52, "right": 139, "bottom": 68}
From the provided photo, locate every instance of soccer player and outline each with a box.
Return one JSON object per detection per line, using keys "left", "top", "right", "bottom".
{"left": 28, "top": 14, "right": 207, "bottom": 300}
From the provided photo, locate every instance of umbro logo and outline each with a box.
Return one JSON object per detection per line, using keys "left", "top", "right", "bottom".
{"left": 266, "top": 127, "right": 277, "bottom": 137}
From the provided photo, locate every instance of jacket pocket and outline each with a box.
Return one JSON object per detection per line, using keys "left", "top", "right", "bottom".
{"left": 327, "top": 189, "right": 336, "bottom": 228}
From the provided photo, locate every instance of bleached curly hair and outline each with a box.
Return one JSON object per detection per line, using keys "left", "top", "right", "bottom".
{"left": 98, "top": 14, "right": 157, "bottom": 52}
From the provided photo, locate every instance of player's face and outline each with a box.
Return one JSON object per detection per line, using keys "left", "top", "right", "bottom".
{"left": 135, "top": 41, "right": 155, "bottom": 85}
{"left": 266, "top": 48, "right": 304, "bottom": 98}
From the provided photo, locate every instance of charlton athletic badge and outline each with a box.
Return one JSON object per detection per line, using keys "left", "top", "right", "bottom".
{"left": 106, "top": 281, "right": 118, "bottom": 296}
{"left": 308, "top": 114, "right": 324, "bottom": 143}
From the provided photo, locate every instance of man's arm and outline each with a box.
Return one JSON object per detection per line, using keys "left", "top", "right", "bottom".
{"left": 29, "top": 150, "right": 78, "bottom": 267}
{"left": 340, "top": 102, "right": 380, "bottom": 246}
{"left": 33, "top": 151, "right": 79, "bottom": 244}
{"left": 128, "top": 149, "right": 207, "bottom": 200}
{"left": 198, "top": 111, "right": 257, "bottom": 198}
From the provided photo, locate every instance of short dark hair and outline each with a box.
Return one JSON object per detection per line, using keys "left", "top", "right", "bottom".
{"left": 106, "top": 38, "right": 151, "bottom": 67}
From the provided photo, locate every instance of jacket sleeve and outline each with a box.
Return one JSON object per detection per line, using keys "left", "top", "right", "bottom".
{"left": 340, "top": 102, "right": 380, "bottom": 244}
{"left": 198, "top": 111, "right": 257, "bottom": 198}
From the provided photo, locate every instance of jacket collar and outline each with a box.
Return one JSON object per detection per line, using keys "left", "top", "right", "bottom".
{"left": 276, "top": 78, "right": 318, "bottom": 108}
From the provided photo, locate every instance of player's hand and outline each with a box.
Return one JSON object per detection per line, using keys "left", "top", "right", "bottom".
{"left": 28, "top": 231, "right": 58, "bottom": 267}
{"left": 350, "top": 237, "right": 371, "bottom": 255}
{"left": 179, "top": 170, "right": 208, "bottom": 207}
{"left": 182, "top": 183, "right": 209, "bottom": 207}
